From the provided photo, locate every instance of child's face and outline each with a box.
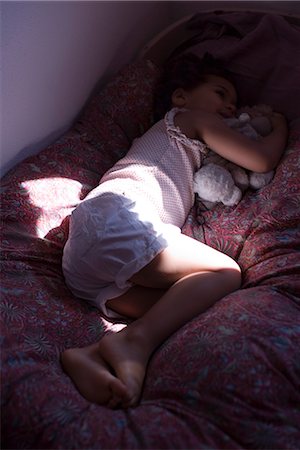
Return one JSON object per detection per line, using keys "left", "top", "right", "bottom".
{"left": 172, "top": 75, "right": 237, "bottom": 118}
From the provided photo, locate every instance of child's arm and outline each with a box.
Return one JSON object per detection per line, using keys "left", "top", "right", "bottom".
{"left": 176, "top": 111, "right": 288, "bottom": 173}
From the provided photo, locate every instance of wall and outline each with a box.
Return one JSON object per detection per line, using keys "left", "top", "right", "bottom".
{"left": 169, "top": 1, "right": 300, "bottom": 20}
{"left": 2, "top": 1, "right": 300, "bottom": 176}
{"left": 1, "top": 1, "right": 171, "bottom": 176}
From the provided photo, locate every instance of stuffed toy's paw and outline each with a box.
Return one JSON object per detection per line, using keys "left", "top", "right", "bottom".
{"left": 194, "top": 163, "right": 242, "bottom": 208}
{"left": 249, "top": 170, "right": 274, "bottom": 189}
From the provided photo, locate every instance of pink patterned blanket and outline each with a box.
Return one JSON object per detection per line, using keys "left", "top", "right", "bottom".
{"left": 1, "top": 56, "right": 300, "bottom": 448}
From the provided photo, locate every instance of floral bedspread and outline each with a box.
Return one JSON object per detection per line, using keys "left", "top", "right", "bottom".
{"left": 1, "top": 59, "right": 300, "bottom": 449}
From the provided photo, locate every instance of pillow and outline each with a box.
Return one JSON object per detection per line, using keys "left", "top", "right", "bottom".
{"left": 76, "top": 58, "right": 161, "bottom": 146}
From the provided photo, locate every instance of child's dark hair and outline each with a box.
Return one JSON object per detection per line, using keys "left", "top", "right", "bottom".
{"left": 153, "top": 52, "right": 234, "bottom": 121}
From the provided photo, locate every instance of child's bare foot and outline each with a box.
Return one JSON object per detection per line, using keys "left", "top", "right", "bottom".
{"left": 61, "top": 343, "right": 129, "bottom": 408}
{"left": 61, "top": 326, "right": 150, "bottom": 408}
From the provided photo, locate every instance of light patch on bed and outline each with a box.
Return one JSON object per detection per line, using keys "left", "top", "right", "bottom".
{"left": 21, "top": 177, "right": 84, "bottom": 208}
{"left": 21, "top": 178, "right": 84, "bottom": 238}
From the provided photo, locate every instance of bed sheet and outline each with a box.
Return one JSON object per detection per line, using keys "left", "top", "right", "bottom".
{"left": 172, "top": 12, "right": 300, "bottom": 121}
{"left": 1, "top": 56, "right": 300, "bottom": 449}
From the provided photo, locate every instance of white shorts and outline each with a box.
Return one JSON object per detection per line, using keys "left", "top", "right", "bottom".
{"left": 62, "top": 193, "right": 180, "bottom": 321}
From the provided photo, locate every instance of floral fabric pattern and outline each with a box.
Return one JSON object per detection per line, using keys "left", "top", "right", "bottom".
{"left": 1, "top": 58, "right": 300, "bottom": 449}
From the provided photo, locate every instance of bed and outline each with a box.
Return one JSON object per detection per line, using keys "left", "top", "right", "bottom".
{"left": 1, "top": 9, "right": 300, "bottom": 449}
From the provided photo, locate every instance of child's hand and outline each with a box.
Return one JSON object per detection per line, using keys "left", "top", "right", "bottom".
{"left": 270, "top": 112, "right": 288, "bottom": 131}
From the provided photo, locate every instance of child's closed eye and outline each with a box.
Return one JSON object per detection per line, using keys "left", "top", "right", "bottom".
{"left": 216, "top": 89, "right": 226, "bottom": 98}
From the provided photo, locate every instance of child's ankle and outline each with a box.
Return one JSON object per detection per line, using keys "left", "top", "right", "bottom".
{"left": 122, "top": 320, "right": 155, "bottom": 357}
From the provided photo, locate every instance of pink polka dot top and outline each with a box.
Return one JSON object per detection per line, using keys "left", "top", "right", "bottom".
{"left": 92, "top": 108, "right": 207, "bottom": 228}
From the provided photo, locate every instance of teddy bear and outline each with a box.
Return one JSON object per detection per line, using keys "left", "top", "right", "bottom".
{"left": 193, "top": 105, "right": 274, "bottom": 209}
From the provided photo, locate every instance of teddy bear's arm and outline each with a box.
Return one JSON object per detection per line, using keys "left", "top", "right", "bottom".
{"left": 249, "top": 170, "right": 274, "bottom": 189}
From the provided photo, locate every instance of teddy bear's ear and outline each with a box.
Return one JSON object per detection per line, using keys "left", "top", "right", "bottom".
{"left": 238, "top": 113, "right": 251, "bottom": 123}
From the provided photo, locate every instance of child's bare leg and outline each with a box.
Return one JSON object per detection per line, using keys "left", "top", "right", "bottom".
{"left": 106, "top": 285, "right": 166, "bottom": 319}
{"left": 61, "top": 235, "right": 241, "bottom": 408}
